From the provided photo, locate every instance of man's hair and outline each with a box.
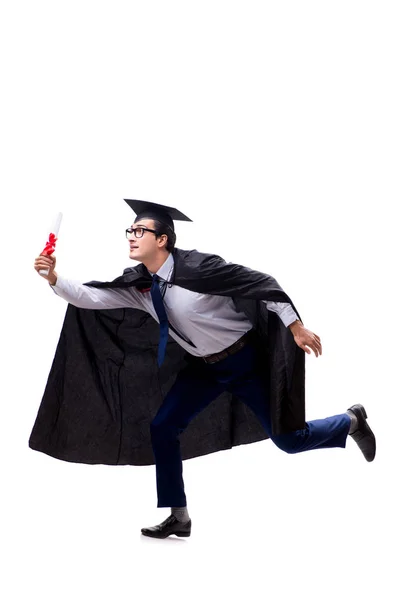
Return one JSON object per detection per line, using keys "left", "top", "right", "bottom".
{"left": 153, "top": 219, "right": 176, "bottom": 252}
{"left": 134, "top": 215, "right": 176, "bottom": 252}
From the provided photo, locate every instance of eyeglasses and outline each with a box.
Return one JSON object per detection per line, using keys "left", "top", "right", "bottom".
{"left": 125, "top": 226, "right": 158, "bottom": 239}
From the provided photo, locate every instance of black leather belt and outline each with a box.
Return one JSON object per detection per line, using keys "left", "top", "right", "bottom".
{"left": 202, "top": 330, "right": 253, "bottom": 364}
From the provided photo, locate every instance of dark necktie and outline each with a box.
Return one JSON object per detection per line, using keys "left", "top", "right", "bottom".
{"left": 150, "top": 274, "right": 169, "bottom": 367}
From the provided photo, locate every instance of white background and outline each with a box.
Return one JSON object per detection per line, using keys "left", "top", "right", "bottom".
{"left": 1, "top": 1, "right": 399, "bottom": 598}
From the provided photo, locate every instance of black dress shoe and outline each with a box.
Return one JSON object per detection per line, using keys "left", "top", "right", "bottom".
{"left": 141, "top": 515, "right": 192, "bottom": 539}
{"left": 347, "top": 403, "right": 376, "bottom": 462}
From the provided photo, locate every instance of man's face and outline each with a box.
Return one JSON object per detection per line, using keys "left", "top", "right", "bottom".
{"left": 127, "top": 218, "right": 167, "bottom": 261}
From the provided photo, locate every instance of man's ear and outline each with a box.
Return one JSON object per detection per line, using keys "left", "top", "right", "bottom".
{"left": 158, "top": 234, "right": 168, "bottom": 248}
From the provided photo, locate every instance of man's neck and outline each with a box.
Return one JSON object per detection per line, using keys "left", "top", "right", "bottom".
{"left": 143, "top": 251, "right": 171, "bottom": 274}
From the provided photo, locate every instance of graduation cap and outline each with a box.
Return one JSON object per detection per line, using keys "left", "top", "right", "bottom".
{"left": 124, "top": 199, "right": 192, "bottom": 232}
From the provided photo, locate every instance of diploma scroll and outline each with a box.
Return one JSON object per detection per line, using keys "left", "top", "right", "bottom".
{"left": 39, "top": 212, "right": 63, "bottom": 276}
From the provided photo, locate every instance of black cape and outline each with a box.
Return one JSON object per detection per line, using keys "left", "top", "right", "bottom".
{"left": 29, "top": 248, "right": 306, "bottom": 465}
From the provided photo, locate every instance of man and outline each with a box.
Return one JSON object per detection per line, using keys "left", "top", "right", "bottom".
{"left": 32, "top": 199, "right": 376, "bottom": 539}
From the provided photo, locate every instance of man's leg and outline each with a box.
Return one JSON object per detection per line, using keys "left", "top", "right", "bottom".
{"left": 150, "top": 359, "right": 224, "bottom": 509}
{"left": 141, "top": 360, "right": 225, "bottom": 538}
{"left": 226, "top": 344, "right": 352, "bottom": 453}
{"left": 229, "top": 344, "right": 375, "bottom": 460}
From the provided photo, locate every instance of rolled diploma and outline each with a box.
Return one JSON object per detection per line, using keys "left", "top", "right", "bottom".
{"left": 39, "top": 212, "right": 63, "bottom": 275}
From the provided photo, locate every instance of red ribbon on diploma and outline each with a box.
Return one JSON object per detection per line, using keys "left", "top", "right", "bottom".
{"left": 41, "top": 232, "right": 58, "bottom": 256}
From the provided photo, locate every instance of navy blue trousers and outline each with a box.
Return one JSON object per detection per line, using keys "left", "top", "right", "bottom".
{"left": 150, "top": 342, "right": 351, "bottom": 507}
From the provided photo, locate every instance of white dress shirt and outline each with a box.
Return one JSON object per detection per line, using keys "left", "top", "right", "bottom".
{"left": 51, "top": 253, "right": 299, "bottom": 357}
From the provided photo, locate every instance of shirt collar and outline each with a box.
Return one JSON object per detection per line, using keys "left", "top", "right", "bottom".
{"left": 148, "top": 252, "right": 174, "bottom": 281}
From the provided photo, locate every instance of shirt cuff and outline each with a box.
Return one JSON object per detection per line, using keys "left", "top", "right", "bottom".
{"left": 48, "top": 276, "right": 64, "bottom": 294}
{"left": 280, "top": 309, "right": 299, "bottom": 328}
{"left": 263, "top": 300, "right": 299, "bottom": 328}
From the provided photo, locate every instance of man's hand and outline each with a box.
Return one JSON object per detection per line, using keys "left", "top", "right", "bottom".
{"left": 34, "top": 254, "right": 58, "bottom": 285}
{"left": 289, "top": 320, "right": 322, "bottom": 357}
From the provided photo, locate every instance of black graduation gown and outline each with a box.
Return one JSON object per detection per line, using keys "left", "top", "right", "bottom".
{"left": 29, "top": 247, "right": 306, "bottom": 465}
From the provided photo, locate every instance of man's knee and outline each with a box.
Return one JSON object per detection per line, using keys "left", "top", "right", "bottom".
{"left": 271, "top": 434, "right": 299, "bottom": 454}
{"left": 271, "top": 425, "right": 310, "bottom": 454}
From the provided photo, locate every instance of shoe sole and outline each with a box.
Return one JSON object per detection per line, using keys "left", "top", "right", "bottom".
{"left": 141, "top": 529, "right": 191, "bottom": 539}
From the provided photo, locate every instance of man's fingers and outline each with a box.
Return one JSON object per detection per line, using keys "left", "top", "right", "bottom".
{"left": 306, "top": 342, "right": 321, "bottom": 357}
{"left": 34, "top": 255, "right": 55, "bottom": 276}
{"left": 35, "top": 255, "right": 54, "bottom": 266}
{"left": 34, "top": 260, "right": 51, "bottom": 269}
{"left": 297, "top": 332, "right": 323, "bottom": 357}
{"left": 308, "top": 334, "right": 322, "bottom": 357}
{"left": 40, "top": 254, "right": 54, "bottom": 262}
{"left": 315, "top": 340, "right": 322, "bottom": 355}
{"left": 35, "top": 258, "right": 50, "bottom": 265}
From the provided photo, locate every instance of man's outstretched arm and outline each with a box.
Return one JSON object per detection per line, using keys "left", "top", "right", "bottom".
{"left": 34, "top": 254, "right": 143, "bottom": 310}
